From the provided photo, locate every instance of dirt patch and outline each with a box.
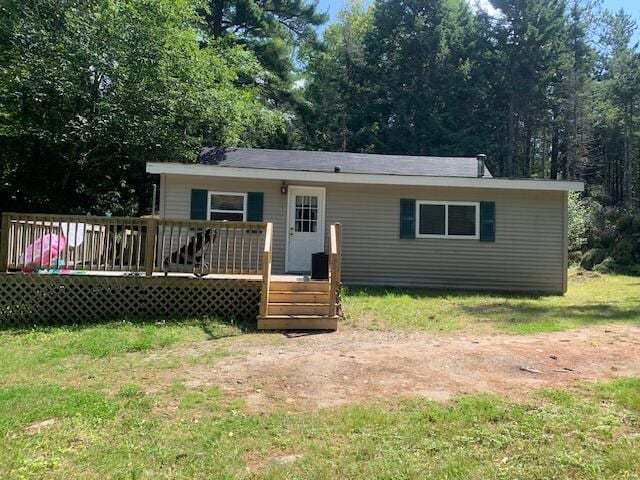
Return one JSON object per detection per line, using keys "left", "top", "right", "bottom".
{"left": 146, "top": 324, "right": 640, "bottom": 412}
{"left": 570, "top": 270, "right": 602, "bottom": 283}
{"left": 26, "top": 418, "right": 56, "bottom": 435}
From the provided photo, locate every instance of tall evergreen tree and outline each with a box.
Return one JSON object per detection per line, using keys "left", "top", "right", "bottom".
{"left": 592, "top": 10, "right": 640, "bottom": 206}
{"left": 301, "top": 1, "right": 373, "bottom": 151}
{"left": 201, "top": 0, "right": 328, "bottom": 133}
{"left": 490, "top": 0, "right": 569, "bottom": 177}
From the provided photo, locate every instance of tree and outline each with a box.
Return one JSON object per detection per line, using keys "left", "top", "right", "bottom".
{"left": 303, "top": 0, "right": 495, "bottom": 157}
{"left": 200, "top": 0, "right": 328, "bottom": 130}
{"left": 592, "top": 10, "right": 640, "bottom": 206}
{"left": 0, "top": 0, "right": 283, "bottom": 214}
{"left": 561, "top": 0, "right": 596, "bottom": 181}
{"left": 301, "top": 0, "right": 373, "bottom": 151}
{"left": 490, "top": 0, "right": 570, "bottom": 177}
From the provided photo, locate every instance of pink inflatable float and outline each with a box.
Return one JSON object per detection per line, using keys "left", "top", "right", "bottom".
{"left": 19, "top": 233, "right": 68, "bottom": 271}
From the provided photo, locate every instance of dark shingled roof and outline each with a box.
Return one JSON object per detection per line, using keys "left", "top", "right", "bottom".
{"left": 197, "top": 147, "right": 493, "bottom": 178}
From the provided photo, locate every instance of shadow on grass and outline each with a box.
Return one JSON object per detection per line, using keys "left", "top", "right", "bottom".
{"left": 343, "top": 285, "right": 640, "bottom": 331}
{"left": 343, "top": 286, "right": 551, "bottom": 301}
{"left": 0, "top": 314, "right": 256, "bottom": 339}
{"left": 461, "top": 302, "right": 640, "bottom": 326}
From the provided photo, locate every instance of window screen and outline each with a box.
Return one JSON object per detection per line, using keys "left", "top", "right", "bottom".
{"left": 448, "top": 205, "right": 476, "bottom": 236}
{"left": 209, "top": 193, "right": 245, "bottom": 221}
{"left": 417, "top": 202, "right": 478, "bottom": 238}
{"left": 418, "top": 204, "right": 445, "bottom": 235}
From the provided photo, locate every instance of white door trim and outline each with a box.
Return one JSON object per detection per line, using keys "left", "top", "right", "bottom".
{"left": 285, "top": 185, "right": 326, "bottom": 273}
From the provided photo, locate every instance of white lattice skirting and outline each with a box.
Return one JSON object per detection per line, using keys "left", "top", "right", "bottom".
{"left": 0, "top": 274, "right": 261, "bottom": 327}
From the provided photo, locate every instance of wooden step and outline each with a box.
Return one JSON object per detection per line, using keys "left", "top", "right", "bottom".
{"left": 268, "top": 302, "right": 330, "bottom": 315}
{"left": 269, "top": 291, "right": 330, "bottom": 303}
{"left": 269, "top": 281, "right": 330, "bottom": 292}
{"left": 257, "top": 315, "right": 339, "bottom": 330}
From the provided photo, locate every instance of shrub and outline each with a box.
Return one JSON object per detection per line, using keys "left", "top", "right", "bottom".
{"left": 568, "top": 192, "right": 590, "bottom": 251}
{"left": 612, "top": 239, "right": 638, "bottom": 265}
{"left": 580, "top": 248, "right": 608, "bottom": 270}
{"left": 578, "top": 199, "right": 640, "bottom": 273}
{"left": 593, "top": 256, "right": 617, "bottom": 273}
{"left": 568, "top": 250, "right": 583, "bottom": 265}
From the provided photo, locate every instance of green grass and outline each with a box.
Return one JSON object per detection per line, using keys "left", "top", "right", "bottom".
{"left": 0, "top": 375, "right": 638, "bottom": 479}
{"left": 0, "top": 273, "right": 638, "bottom": 478}
{"left": 0, "top": 318, "right": 251, "bottom": 390}
{"left": 342, "top": 270, "right": 640, "bottom": 333}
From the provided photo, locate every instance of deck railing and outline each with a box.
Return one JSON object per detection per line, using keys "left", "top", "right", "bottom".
{"left": 259, "top": 222, "right": 273, "bottom": 317}
{"left": 0, "top": 212, "right": 268, "bottom": 276}
{"left": 328, "top": 223, "right": 342, "bottom": 316}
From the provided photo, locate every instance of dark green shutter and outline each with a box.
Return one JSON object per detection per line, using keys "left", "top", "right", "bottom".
{"left": 190, "top": 189, "right": 208, "bottom": 220}
{"left": 400, "top": 199, "right": 416, "bottom": 239}
{"left": 480, "top": 201, "right": 495, "bottom": 241}
{"left": 246, "top": 192, "right": 264, "bottom": 221}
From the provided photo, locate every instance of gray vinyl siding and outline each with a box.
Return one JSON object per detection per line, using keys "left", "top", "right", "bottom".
{"left": 161, "top": 175, "right": 288, "bottom": 274}
{"left": 161, "top": 174, "right": 568, "bottom": 293}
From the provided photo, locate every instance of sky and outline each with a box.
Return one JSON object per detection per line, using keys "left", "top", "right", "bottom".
{"left": 315, "top": 0, "right": 640, "bottom": 40}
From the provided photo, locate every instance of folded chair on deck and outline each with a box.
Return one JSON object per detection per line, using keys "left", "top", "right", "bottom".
{"left": 163, "top": 228, "right": 216, "bottom": 277}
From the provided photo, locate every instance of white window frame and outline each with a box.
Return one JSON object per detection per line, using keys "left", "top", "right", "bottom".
{"left": 415, "top": 201, "right": 480, "bottom": 239}
{"left": 207, "top": 191, "right": 247, "bottom": 221}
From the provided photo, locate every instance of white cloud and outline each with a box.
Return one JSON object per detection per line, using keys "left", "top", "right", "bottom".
{"left": 467, "top": 0, "right": 501, "bottom": 17}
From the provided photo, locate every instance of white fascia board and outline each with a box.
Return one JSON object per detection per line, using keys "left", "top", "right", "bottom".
{"left": 146, "top": 162, "right": 585, "bottom": 192}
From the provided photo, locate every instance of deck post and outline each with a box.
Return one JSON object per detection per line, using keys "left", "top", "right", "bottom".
{"left": 328, "top": 223, "right": 342, "bottom": 317}
{"left": 0, "top": 213, "right": 10, "bottom": 272}
{"left": 144, "top": 218, "right": 157, "bottom": 277}
{"left": 259, "top": 223, "right": 273, "bottom": 317}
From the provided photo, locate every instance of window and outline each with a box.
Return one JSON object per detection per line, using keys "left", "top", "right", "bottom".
{"left": 416, "top": 201, "right": 479, "bottom": 239}
{"left": 294, "top": 195, "right": 318, "bottom": 232}
{"left": 208, "top": 192, "right": 247, "bottom": 221}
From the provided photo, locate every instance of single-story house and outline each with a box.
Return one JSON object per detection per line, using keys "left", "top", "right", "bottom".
{"left": 147, "top": 147, "right": 584, "bottom": 294}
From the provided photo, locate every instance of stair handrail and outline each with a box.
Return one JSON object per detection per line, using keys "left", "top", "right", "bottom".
{"left": 328, "top": 223, "right": 342, "bottom": 316}
{"left": 259, "top": 222, "right": 273, "bottom": 317}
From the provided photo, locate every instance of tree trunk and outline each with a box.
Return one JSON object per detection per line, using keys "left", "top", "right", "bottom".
{"left": 523, "top": 115, "right": 533, "bottom": 177}
{"left": 622, "top": 102, "right": 635, "bottom": 207}
{"left": 209, "top": 0, "right": 225, "bottom": 38}
{"left": 550, "top": 121, "right": 559, "bottom": 180}
{"left": 505, "top": 95, "right": 516, "bottom": 177}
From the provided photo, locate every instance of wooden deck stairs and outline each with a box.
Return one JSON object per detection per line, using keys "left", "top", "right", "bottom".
{"left": 257, "top": 223, "right": 342, "bottom": 331}
{"left": 257, "top": 278, "right": 339, "bottom": 330}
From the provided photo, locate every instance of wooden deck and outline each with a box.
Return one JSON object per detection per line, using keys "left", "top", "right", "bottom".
{"left": 0, "top": 213, "right": 342, "bottom": 331}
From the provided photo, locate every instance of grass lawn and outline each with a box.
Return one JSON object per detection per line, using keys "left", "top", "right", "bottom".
{"left": 0, "top": 324, "right": 638, "bottom": 480}
{"left": 342, "top": 270, "right": 640, "bottom": 333}
{"left": 1, "top": 271, "right": 639, "bottom": 478}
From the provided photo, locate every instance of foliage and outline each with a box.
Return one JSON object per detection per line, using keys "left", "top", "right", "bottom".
{"left": 302, "top": 0, "right": 495, "bottom": 156}
{"left": 301, "top": 0, "right": 640, "bottom": 208}
{"left": 568, "top": 192, "right": 590, "bottom": 250}
{"left": 0, "top": 0, "right": 283, "bottom": 214}
{"left": 2, "top": 0, "right": 640, "bottom": 233}
{"left": 593, "top": 256, "right": 617, "bottom": 273}
{"left": 578, "top": 199, "right": 640, "bottom": 271}
{"left": 580, "top": 247, "right": 608, "bottom": 270}
{"left": 199, "top": 0, "right": 328, "bottom": 148}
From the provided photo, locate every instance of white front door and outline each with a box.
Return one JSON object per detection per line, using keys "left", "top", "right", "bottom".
{"left": 286, "top": 186, "right": 326, "bottom": 273}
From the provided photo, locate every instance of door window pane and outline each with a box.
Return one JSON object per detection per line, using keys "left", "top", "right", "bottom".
{"left": 294, "top": 195, "right": 318, "bottom": 233}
